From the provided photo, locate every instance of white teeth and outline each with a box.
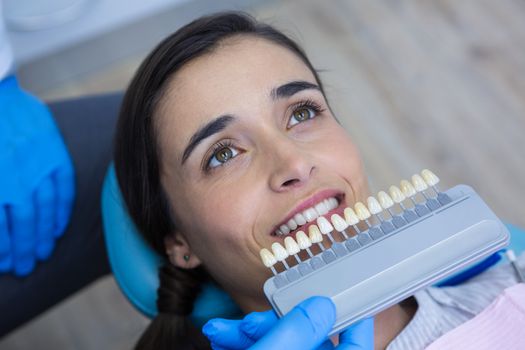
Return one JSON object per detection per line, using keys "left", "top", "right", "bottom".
{"left": 271, "top": 242, "right": 288, "bottom": 261}
{"left": 274, "top": 196, "right": 340, "bottom": 236}
{"left": 294, "top": 213, "right": 307, "bottom": 226}
{"left": 354, "top": 202, "right": 371, "bottom": 220}
{"left": 308, "top": 225, "right": 323, "bottom": 243}
{"left": 389, "top": 185, "right": 405, "bottom": 203}
{"left": 367, "top": 196, "right": 382, "bottom": 215}
{"left": 279, "top": 224, "right": 290, "bottom": 235}
{"left": 412, "top": 174, "right": 428, "bottom": 192}
{"left": 331, "top": 214, "right": 348, "bottom": 232}
{"left": 303, "top": 208, "right": 319, "bottom": 222}
{"left": 315, "top": 201, "right": 329, "bottom": 215}
{"left": 400, "top": 180, "right": 416, "bottom": 197}
{"left": 421, "top": 169, "right": 439, "bottom": 186}
{"left": 260, "top": 248, "right": 277, "bottom": 267}
{"left": 287, "top": 218, "right": 298, "bottom": 230}
{"left": 317, "top": 216, "right": 334, "bottom": 234}
{"left": 296, "top": 231, "right": 312, "bottom": 249}
{"left": 284, "top": 236, "right": 300, "bottom": 255}
{"left": 378, "top": 191, "right": 394, "bottom": 209}
{"left": 344, "top": 207, "right": 360, "bottom": 225}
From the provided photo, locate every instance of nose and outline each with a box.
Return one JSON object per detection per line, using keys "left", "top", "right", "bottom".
{"left": 267, "top": 137, "right": 315, "bottom": 192}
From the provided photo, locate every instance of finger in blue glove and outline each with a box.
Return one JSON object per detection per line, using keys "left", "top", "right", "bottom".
{"left": 9, "top": 200, "right": 37, "bottom": 276}
{"left": 53, "top": 163, "right": 75, "bottom": 238}
{"left": 34, "top": 176, "right": 56, "bottom": 260}
{"left": 247, "top": 296, "right": 335, "bottom": 350}
{"left": 337, "top": 318, "right": 374, "bottom": 350}
{"left": 0, "top": 208, "right": 13, "bottom": 272}
{"left": 203, "top": 318, "right": 254, "bottom": 350}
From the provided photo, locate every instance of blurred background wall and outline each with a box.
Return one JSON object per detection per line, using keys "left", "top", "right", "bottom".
{"left": 1, "top": 0, "right": 524, "bottom": 348}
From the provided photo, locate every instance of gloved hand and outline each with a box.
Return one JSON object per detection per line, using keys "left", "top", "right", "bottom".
{"left": 203, "top": 296, "right": 374, "bottom": 350}
{"left": 0, "top": 75, "right": 75, "bottom": 276}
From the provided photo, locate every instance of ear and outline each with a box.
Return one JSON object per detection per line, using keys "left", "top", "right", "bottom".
{"left": 164, "top": 232, "right": 201, "bottom": 269}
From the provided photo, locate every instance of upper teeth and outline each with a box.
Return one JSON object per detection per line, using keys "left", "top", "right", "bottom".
{"left": 276, "top": 197, "right": 339, "bottom": 236}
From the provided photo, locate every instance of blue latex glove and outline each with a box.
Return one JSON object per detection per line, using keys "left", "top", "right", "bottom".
{"left": 0, "top": 75, "right": 75, "bottom": 276}
{"left": 203, "top": 296, "right": 374, "bottom": 350}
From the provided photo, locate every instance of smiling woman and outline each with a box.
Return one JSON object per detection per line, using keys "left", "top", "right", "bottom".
{"left": 114, "top": 11, "right": 370, "bottom": 349}
{"left": 112, "top": 10, "right": 524, "bottom": 350}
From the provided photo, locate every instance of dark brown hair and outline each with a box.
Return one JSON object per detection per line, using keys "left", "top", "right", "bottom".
{"left": 114, "top": 11, "right": 325, "bottom": 350}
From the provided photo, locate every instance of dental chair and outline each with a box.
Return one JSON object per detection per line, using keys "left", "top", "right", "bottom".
{"left": 101, "top": 164, "right": 525, "bottom": 323}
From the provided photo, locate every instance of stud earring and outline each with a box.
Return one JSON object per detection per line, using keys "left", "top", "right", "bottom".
{"left": 183, "top": 254, "right": 190, "bottom": 262}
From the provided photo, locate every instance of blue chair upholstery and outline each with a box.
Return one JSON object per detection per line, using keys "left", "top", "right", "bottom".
{"left": 101, "top": 164, "right": 525, "bottom": 323}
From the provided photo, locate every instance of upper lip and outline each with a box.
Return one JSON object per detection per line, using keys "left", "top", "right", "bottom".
{"left": 270, "top": 189, "right": 345, "bottom": 235}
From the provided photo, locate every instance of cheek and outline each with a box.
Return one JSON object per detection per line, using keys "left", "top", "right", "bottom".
{"left": 319, "top": 126, "right": 369, "bottom": 199}
{"left": 179, "top": 182, "right": 257, "bottom": 259}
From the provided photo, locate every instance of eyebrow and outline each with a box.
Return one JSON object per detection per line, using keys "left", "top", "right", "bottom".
{"left": 181, "top": 115, "right": 235, "bottom": 164}
{"left": 271, "top": 80, "right": 320, "bottom": 100}
{"left": 181, "top": 80, "right": 320, "bottom": 165}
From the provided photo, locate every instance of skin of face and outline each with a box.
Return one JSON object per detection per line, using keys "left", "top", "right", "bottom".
{"left": 156, "top": 36, "right": 370, "bottom": 312}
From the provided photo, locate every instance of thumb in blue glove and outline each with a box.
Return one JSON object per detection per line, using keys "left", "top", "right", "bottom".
{"left": 203, "top": 296, "right": 374, "bottom": 350}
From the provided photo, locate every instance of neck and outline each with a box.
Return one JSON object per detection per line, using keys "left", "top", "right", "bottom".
{"left": 374, "top": 297, "right": 418, "bottom": 349}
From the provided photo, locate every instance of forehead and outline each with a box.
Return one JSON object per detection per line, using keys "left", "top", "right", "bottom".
{"left": 156, "top": 36, "right": 317, "bottom": 156}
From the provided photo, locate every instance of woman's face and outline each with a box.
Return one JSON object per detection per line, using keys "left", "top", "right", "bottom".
{"left": 156, "top": 36, "right": 369, "bottom": 311}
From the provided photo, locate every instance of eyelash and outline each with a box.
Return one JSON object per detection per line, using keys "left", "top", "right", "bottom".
{"left": 287, "top": 99, "right": 325, "bottom": 128}
{"left": 204, "top": 99, "right": 326, "bottom": 173}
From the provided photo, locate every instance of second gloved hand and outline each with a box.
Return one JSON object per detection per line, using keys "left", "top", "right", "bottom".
{"left": 0, "top": 76, "right": 75, "bottom": 276}
{"left": 203, "top": 296, "right": 374, "bottom": 350}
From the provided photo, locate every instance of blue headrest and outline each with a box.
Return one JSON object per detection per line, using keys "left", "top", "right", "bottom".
{"left": 102, "top": 164, "right": 525, "bottom": 321}
{"left": 101, "top": 164, "right": 241, "bottom": 326}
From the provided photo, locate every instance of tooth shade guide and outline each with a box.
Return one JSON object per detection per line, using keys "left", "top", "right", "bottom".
{"left": 411, "top": 174, "right": 431, "bottom": 201}
{"left": 263, "top": 170, "right": 449, "bottom": 269}
{"left": 400, "top": 180, "right": 419, "bottom": 207}
{"left": 283, "top": 236, "right": 304, "bottom": 265}
{"left": 421, "top": 169, "right": 440, "bottom": 187}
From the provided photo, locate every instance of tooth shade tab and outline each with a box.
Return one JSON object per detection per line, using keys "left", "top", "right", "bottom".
{"left": 331, "top": 214, "right": 348, "bottom": 232}
{"left": 378, "top": 191, "right": 394, "bottom": 209}
{"left": 284, "top": 236, "right": 300, "bottom": 255}
{"left": 367, "top": 196, "right": 382, "bottom": 215}
{"left": 260, "top": 248, "right": 277, "bottom": 267}
{"left": 412, "top": 174, "right": 429, "bottom": 192}
{"left": 308, "top": 225, "right": 323, "bottom": 243}
{"left": 344, "top": 207, "right": 360, "bottom": 225}
{"left": 421, "top": 169, "right": 440, "bottom": 186}
{"left": 317, "top": 216, "right": 334, "bottom": 234}
{"left": 400, "top": 180, "right": 416, "bottom": 197}
{"left": 296, "top": 231, "right": 312, "bottom": 249}
{"left": 271, "top": 242, "right": 288, "bottom": 261}
{"left": 389, "top": 185, "right": 406, "bottom": 203}
{"left": 354, "top": 202, "right": 371, "bottom": 220}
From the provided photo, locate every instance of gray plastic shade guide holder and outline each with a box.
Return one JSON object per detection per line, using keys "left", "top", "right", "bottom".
{"left": 264, "top": 184, "right": 510, "bottom": 337}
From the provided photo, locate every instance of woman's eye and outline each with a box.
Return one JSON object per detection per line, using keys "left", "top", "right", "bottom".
{"left": 208, "top": 145, "right": 239, "bottom": 169}
{"left": 288, "top": 106, "right": 317, "bottom": 127}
